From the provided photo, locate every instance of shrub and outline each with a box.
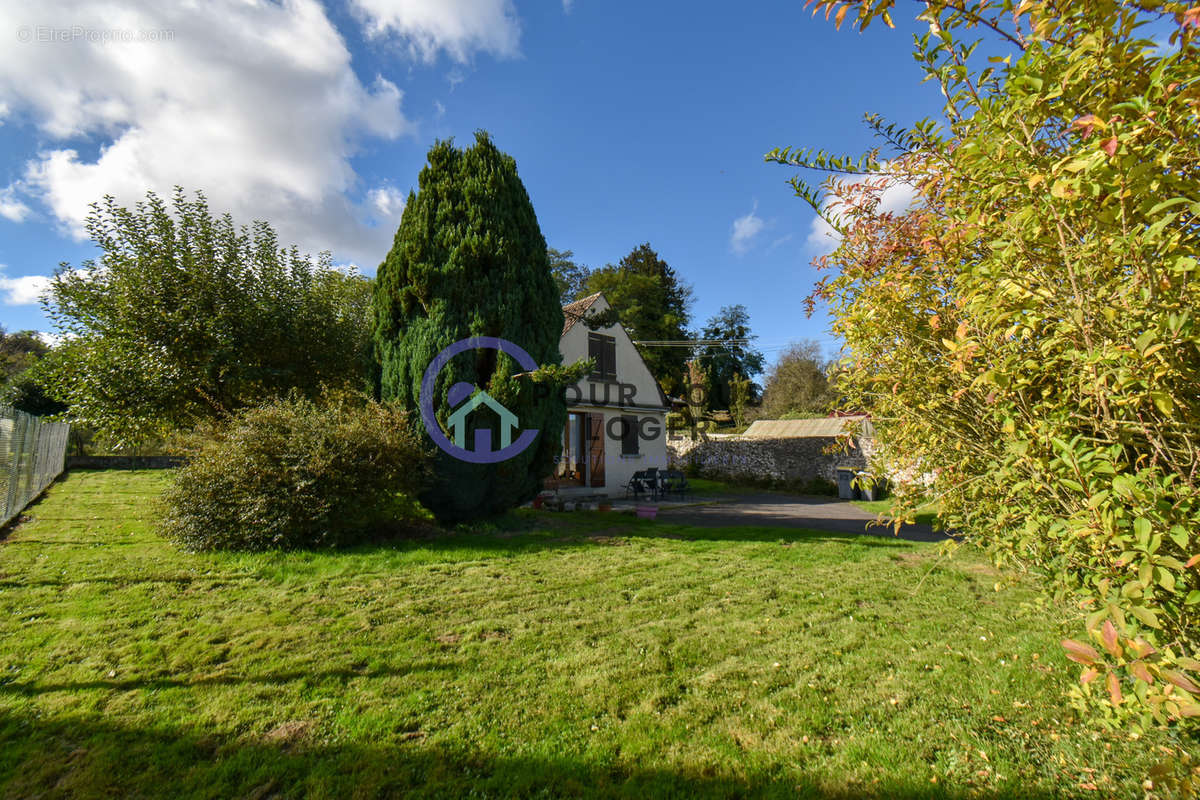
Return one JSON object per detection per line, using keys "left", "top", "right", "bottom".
{"left": 772, "top": 0, "right": 1200, "bottom": 727}
{"left": 160, "top": 396, "right": 431, "bottom": 551}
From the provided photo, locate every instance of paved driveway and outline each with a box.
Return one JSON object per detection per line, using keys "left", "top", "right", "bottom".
{"left": 657, "top": 493, "right": 948, "bottom": 543}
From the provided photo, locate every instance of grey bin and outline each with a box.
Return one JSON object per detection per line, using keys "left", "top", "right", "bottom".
{"left": 836, "top": 468, "right": 858, "bottom": 500}
{"left": 857, "top": 472, "right": 882, "bottom": 501}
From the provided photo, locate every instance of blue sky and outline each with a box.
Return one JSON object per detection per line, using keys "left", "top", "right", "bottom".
{"left": 0, "top": 0, "right": 945, "bottom": 371}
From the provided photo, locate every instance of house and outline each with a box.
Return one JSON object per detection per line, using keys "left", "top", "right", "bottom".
{"left": 552, "top": 292, "right": 669, "bottom": 496}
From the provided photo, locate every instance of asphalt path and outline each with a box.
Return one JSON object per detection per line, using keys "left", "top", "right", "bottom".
{"left": 656, "top": 493, "right": 949, "bottom": 542}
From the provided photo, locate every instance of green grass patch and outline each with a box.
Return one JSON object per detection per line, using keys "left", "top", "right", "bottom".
{"left": 852, "top": 497, "right": 942, "bottom": 528}
{"left": 0, "top": 470, "right": 1171, "bottom": 798}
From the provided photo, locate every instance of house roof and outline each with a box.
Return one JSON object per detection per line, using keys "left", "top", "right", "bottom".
{"left": 561, "top": 292, "right": 604, "bottom": 336}
{"left": 560, "top": 291, "right": 671, "bottom": 410}
{"left": 742, "top": 415, "right": 874, "bottom": 439}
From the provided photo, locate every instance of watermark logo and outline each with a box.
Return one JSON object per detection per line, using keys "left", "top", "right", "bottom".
{"left": 16, "top": 25, "right": 175, "bottom": 44}
{"left": 420, "top": 337, "right": 540, "bottom": 464}
{"left": 420, "top": 336, "right": 726, "bottom": 462}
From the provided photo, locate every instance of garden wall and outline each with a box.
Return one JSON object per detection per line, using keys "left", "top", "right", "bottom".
{"left": 667, "top": 433, "right": 873, "bottom": 484}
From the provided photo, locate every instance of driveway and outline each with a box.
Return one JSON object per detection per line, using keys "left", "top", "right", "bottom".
{"left": 657, "top": 493, "right": 949, "bottom": 543}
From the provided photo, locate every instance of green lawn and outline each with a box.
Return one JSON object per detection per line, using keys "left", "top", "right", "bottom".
{"left": 0, "top": 470, "right": 1171, "bottom": 798}
{"left": 851, "top": 497, "right": 942, "bottom": 528}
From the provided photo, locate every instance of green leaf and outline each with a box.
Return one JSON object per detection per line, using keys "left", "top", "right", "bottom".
{"left": 1134, "top": 330, "right": 1155, "bottom": 354}
{"left": 1150, "top": 392, "right": 1174, "bottom": 416}
{"left": 1129, "top": 605, "right": 1161, "bottom": 629}
{"left": 1145, "top": 196, "right": 1194, "bottom": 216}
{"left": 1133, "top": 518, "right": 1151, "bottom": 540}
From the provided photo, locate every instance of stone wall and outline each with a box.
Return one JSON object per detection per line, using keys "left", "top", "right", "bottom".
{"left": 667, "top": 433, "right": 872, "bottom": 484}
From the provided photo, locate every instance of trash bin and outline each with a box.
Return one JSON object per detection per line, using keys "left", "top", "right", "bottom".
{"left": 836, "top": 468, "right": 857, "bottom": 500}
{"left": 856, "top": 472, "right": 882, "bottom": 501}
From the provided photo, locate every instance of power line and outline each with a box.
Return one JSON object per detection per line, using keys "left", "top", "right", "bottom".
{"left": 632, "top": 339, "right": 755, "bottom": 346}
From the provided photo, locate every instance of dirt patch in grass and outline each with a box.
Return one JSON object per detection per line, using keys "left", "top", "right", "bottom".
{"left": 479, "top": 629, "right": 510, "bottom": 641}
{"left": 962, "top": 561, "right": 1001, "bottom": 576}
{"left": 547, "top": 527, "right": 634, "bottom": 544}
{"left": 262, "top": 720, "right": 314, "bottom": 746}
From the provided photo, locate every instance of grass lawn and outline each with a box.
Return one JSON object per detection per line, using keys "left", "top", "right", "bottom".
{"left": 851, "top": 497, "right": 942, "bottom": 528}
{"left": 684, "top": 477, "right": 816, "bottom": 497}
{"left": 0, "top": 470, "right": 1176, "bottom": 798}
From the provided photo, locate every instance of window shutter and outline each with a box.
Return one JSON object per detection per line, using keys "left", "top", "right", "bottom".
{"left": 604, "top": 337, "right": 617, "bottom": 379}
{"left": 588, "top": 334, "right": 603, "bottom": 379}
{"left": 620, "top": 414, "right": 639, "bottom": 455}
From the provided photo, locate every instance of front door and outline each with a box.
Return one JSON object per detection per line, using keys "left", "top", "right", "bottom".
{"left": 587, "top": 412, "right": 605, "bottom": 488}
{"left": 556, "top": 413, "right": 586, "bottom": 487}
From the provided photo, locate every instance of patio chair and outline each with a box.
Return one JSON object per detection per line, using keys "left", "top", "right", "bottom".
{"left": 623, "top": 470, "right": 649, "bottom": 499}
{"left": 662, "top": 470, "right": 691, "bottom": 501}
{"left": 644, "top": 467, "right": 660, "bottom": 500}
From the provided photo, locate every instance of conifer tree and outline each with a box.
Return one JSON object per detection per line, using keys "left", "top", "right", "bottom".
{"left": 373, "top": 132, "right": 567, "bottom": 521}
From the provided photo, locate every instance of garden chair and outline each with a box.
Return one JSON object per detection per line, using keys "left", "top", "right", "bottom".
{"left": 662, "top": 470, "right": 691, "bottom": 501}
{"left": 623, "top": 470, "right": 650, "bottom": 499}
{"left": 644, "top": 467, "right": 660, "bottom": 500}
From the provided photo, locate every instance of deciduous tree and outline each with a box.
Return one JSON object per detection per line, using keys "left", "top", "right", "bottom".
{"left": 697, "top": 304, "right": 764, "bottom": 409}
{"left": 759, "top": 340, "right": 831, "bottom": 419}
{"left": 582, "top": 243, "right": 693, "bottom": 393}
{"left": 40, "top": 189, "right": 373, "bottom": 446}
{"left": 548, "top": 247, "right": 592, "bottom": 304}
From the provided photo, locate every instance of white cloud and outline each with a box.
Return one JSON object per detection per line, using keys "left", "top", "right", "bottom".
{"left": 0, "top": 186, "right": 30, "bottom": 222}
{"left": 0, "top": 267, "right": 49, "bottom": 306}
{"left": 805, "top": 169, "right": 920, "bottom": 255}
{"left": 446, "top": 68, "right": 467, "bottom": 91}
{"left": 367, "top": 185, "right": 406, "bottom": 220}
{"left": 806, "top": 215, "right": 840, "bottom": 253}
{"left": 766, "top": 233, "right": 794, "bottom": 252}
{"left": 351, "top": 0, "right": 521, "bottom": 63}
{"left": 35, "top": 330, "right": 67, "bottom": 347}
{"left": 0, "top": 0, "right": 412, "bottom": 266}
{"left": 562, "top": 0, "right": 575, "bottom": 12}
{"left": 730, "top": 201, "right": 766, "bottom": 255}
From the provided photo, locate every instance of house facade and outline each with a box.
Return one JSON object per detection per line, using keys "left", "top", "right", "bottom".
{"left": 553, "top": 292, "right": 669, "bottom": 496}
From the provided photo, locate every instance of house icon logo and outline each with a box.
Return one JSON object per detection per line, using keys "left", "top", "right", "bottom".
{"left": 419, "top": 336, "right": 541, "bottom": 464}
{"left": 446, "top": 386, "right": 519, "bottom": 453}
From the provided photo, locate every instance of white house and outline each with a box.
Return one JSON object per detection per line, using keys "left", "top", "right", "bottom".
{"left": 552, "top": 292, "right": 669, "bottom": 496}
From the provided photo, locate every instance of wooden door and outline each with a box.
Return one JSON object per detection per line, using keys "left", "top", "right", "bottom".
{"left": 587, "top": 413, "right": 605, "bottom": 488}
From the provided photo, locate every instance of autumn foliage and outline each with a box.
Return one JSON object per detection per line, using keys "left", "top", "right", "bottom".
{"left": 771, "top": 0, "right": 1200, "bottom": 730}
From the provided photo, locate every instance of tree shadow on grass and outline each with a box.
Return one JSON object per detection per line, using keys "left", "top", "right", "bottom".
{"left": 0, "top": 661, "right": 458, "bottom": 697}
{"left": 0, "top": 573, "right": 265, "bottom": 590}
{"left": 345, "top": 516, "right": 922, "bottom": 559}
{"left": 0, "top": 709, "right": 1064, "bottom": 800}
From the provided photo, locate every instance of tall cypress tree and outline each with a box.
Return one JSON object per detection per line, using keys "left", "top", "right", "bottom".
{"left": 373, "top": 132, "right": 565, "bottom": 522}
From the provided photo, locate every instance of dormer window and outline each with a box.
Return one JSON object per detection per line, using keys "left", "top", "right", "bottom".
{"left": 588, "top": 333, "right": 617, "bottom": 380}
